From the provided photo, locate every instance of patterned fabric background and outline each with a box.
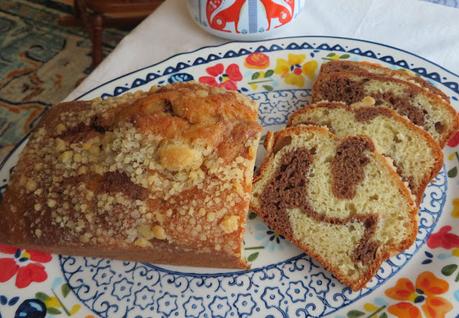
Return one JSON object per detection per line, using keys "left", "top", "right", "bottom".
{"left": 0, "top": 0, "right": 127, "bottom": 162}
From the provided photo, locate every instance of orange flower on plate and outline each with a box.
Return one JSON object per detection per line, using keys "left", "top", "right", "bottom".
{"left": 388, "top": 302, "right": 422, "bottom": 318}
{"left": 385, "top": 271, "right": 452, "bottom": 318}
{"left": 244, "top": 52, "right": 270, "bottom": 69}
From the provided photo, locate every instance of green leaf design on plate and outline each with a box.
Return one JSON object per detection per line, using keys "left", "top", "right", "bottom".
{"left": 441, "top": 264, "right": 458, "bottom": 276}
{"left": 326, "top": 53, "right": 336, "bottom": 57}
{"left": 265, "top": 69, "right": 274, "bottom": 77}
{"left": 448, "top": 166, "right": 457, "bottom": 178}
{"left": 252, "top": 72, "right": 260, "bottom": 80}
{"left": 340, "top": 54, "right": 350, "bottom": 59}
{"left": 455, "top": 270, "right": 459, "bottom": 282}
{"left": 379, "top": 313, "right": 388, "bottom": 318}
{"left": 347, "top": 310, "right": 365, "bottom": 318}
{"left": 263, "top": 85, "right": 273, "bottom": 92}
{"left": 61, "top": 283, "right": 70, "bottom": 298}
{"left": 35, "top": 292, "right": 50, "bottom": 302}
{"left": 247, "top": 252, "right": 259, "bottom": 262}
{"left": 47, "top": 307, "right": 62, "bottom": 315}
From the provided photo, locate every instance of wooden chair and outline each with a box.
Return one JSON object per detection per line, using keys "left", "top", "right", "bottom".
{"left": 61, "top": 0, "right": 163, "bottom": 68}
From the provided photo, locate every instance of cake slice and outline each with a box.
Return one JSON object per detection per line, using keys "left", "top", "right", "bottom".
{"left": 0, "top": 82, "right": 262, "bottom": 268}
{"left": 288, "top": 98, "right": 443, "bottom": 204}
{"left": 311, "top": 71, "right": 459, "bottom": 146}
{"left": 319, "top": 60, "right": 449, "bottom": 102}
{"left": 251, "top": 126, "right": 417, "bottom": 290}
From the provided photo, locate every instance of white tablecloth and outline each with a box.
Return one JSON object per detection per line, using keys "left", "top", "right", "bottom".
{"left": 66, "top": 0, "right": 459, "bottom": 101}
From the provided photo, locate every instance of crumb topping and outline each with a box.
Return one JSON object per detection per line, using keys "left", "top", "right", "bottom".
{"left": 10, "top": 83, "right": 261, "bottom": 255}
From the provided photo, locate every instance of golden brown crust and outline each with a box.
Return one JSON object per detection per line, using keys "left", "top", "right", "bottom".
{"left": 0, "top": 82, "right": 262, "bottom": 268}
{"left": 288, "top": 101, "right": 444, "bottom": 205}
{"left": 312, "top": 70, "right": 459, "bottom": 147}
{"left": 252, "top": 126, "right": 418, "bottom": 290}
{"left": 320, "top": 60, "right": 450, "bottom": 102}
{"left": 0, "top": 238, "right": 248, "bottom": 269}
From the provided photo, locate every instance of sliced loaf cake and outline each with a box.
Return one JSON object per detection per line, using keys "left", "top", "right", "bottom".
{"left": 288, "top": 98, "right": 443, "bottom": 204}
{"left": 320, "top": 60, "right": 449, "bottom": 102}
{"left": 251, "top": 126, "right": 417, "bottom": 290}
{"left": 0, "top": 82, "right": 262, "bottom": 268}
{"left": 311, "top": 71, "right": 459, "bottom": 146}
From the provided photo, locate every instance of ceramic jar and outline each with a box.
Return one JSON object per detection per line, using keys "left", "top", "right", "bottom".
{"left": 187, "top": 0, "right": 306, "bottom": 40}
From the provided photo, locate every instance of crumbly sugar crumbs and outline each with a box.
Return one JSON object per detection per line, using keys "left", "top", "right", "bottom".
{"left": 16, "top": 83, "right": 261, "bottom": 255}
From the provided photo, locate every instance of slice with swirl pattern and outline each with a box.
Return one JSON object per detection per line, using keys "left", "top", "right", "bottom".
{"left": 251, "top": 126, "right": 417, "bottom": 290}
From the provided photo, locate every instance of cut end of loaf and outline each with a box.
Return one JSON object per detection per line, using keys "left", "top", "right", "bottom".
{"left": 251, "top": 126, "right": 417, "bottom": 290}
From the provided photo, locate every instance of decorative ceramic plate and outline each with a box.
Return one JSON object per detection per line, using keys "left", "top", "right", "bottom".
{"left": 1, "top": 36, "right": 459, "bottom": 318}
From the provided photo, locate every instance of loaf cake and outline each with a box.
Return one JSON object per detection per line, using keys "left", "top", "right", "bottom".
{"left": 288, "top": 98, "right": 443, "bottom": 204}
{"left": 312, "top": 70, "right": 459, "bottom": 146}
{"left": 0, "top": 82, "right": 262, "bottom": 268}
{"left": 319, "top": 60, "right": 449, "bottom": 102}
{"left": 251, "top": 126, "right": 417, "bottom": 290}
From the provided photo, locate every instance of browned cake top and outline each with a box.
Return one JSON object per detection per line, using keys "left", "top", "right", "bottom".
{"left": 2, "top": 82, "right": 262, "bottom": 258}
{"left": 319, "top": 60, "right": 449, "bottom": 102}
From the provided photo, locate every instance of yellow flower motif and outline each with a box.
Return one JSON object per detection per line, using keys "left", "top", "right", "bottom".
{"left": 45, "top": 296, "right": 60, "bottom": 308}
{"left": 303, "top": 60, "right": 318, "bottom": 80}
{"left": 452, "top": 198, "right": 459, "bottom": 218}
{"left": 285, "top": 73, "right": 304, "bottom": 87}
{"left": 70, "top": 304, "right": 81, "bottom": 315}
{"left": 274, "top": 54, "right": 318, "bottom": 87}
{"left": 363, "top": 303, "right": 379, "bottom": 312}
{"left": 22, "top": 250, "right": 31, "bottom": 259}
{"left": 452, "top": 248, "right": 459, "bottom": 257}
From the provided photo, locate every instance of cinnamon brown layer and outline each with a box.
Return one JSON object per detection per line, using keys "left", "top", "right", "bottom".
{"left": 314, "top": 76, "right": 365, "bottom": 105}
{"left": 313, "top": 74, "right": 426, "bottom": 127}
{"left": 320, "top": 60, "right": 450, "bottom": 102}
{"left": 353, "top": 216, "right": 378, "bottom": 264}
{"left": 332, "top": 136, "right": 374, "bottom": 199}
{"left": 260, "top": 148, "right": 314, "bottom": 239}
{"left": 354, "top": 107, "right": 392, "bottom": 123}
{"left": 373, "top": 92, "right": 425, "bottom": 126}
{"left": 259, "top": 147, "right": 379, "bottom": 266}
